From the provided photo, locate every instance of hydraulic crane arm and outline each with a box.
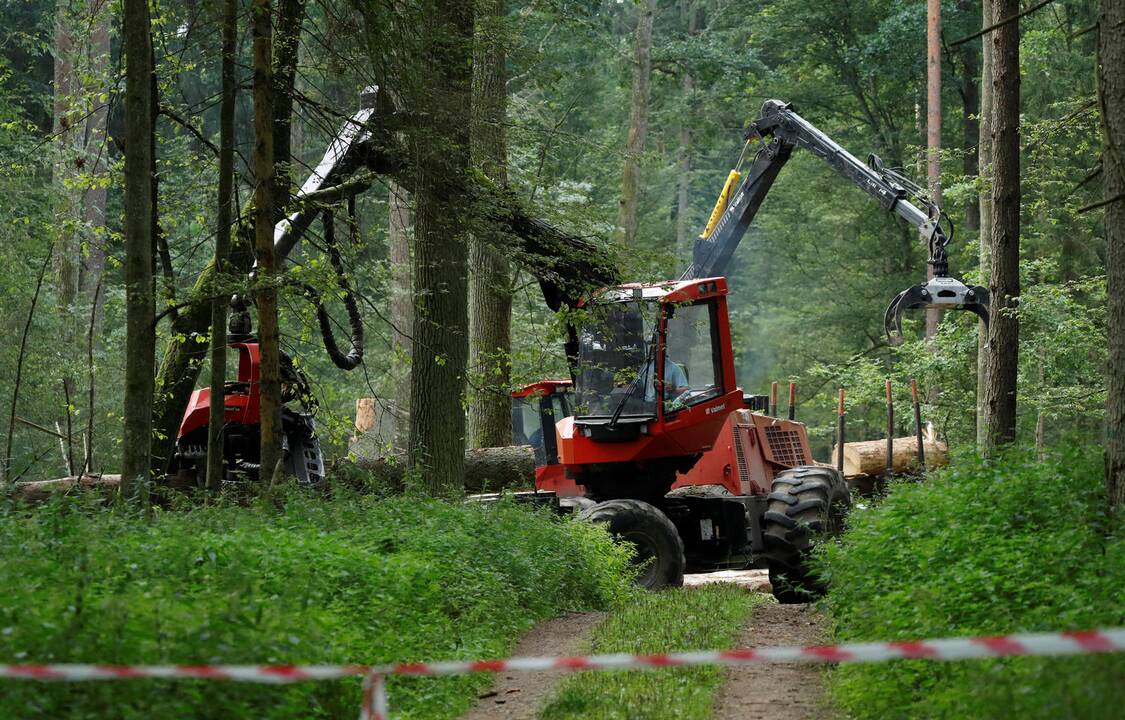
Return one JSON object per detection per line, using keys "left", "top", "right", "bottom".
{"left": 685, "top": 99, "right": 989, "bottom": 344}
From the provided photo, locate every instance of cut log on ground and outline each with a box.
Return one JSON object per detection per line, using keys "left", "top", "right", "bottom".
{"left": 10, "top": 474, "right": 121, "bottom": 503}
{"left": 343, "top": 444, "right": 537, "bottom": 494}
{"left": 832, "top": 437, "right": 948, "bottom": 478}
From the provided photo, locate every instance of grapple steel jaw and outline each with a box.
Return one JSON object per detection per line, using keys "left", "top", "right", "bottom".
{"left": 884, "top": 276, "right": 990, "bottom": 345}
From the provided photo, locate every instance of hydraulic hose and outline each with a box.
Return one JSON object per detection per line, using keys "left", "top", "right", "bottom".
{"left": 310, "top": 209, "right": 364, "bottom": 370}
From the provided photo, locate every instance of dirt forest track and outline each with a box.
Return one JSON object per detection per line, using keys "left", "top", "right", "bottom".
{"left": 458, "top": 570, "right": 827, "bottom": 720}
{"left": 712, "top": 601, "right": 827, "bottom": 720}
{"left": 459, "top": 612, "right": 606, "bottom": 720}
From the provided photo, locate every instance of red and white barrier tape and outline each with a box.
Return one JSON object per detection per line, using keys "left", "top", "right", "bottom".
{"left": 2, "top": 628, "right": 1122, "bottom": 720}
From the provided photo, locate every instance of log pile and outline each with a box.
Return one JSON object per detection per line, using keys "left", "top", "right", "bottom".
{"left": 833, "top": 436, "right": 948, "bottom": 478}
{"left": 341, "top": 445, "right": 537, "bottom": 494}
{"left": 9, "top": 473, "right": 121, "bottom": 503}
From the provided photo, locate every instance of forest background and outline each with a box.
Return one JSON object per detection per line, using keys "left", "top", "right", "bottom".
{"left": 0, "top": 0, "right": 1111, "bottom": 485}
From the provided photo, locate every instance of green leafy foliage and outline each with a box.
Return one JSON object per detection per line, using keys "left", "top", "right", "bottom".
{"left": 0, "top": 493, "right": 633, "bottom": 719}
{"left": 540, "top": 585, "right": 762, "bottom": 720}
{"left": 818, "top": 448, "right": 1125, "bottom": 719}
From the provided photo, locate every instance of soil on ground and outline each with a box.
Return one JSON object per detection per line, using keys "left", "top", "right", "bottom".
{"left": 712, "top": 601, "right": 828, "bottom": 720}
{"left": 458, "top": 611, "right": 605, "bottom": 720}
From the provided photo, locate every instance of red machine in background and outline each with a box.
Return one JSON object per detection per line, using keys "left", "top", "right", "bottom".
{"left": 173, "top": 328, "right": 324, "bottom": 487}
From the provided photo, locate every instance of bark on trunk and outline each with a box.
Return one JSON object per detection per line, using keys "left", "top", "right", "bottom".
{"left": 121, "top": 0, "right": 155, "bottom": 500}
{"left": 982, "top": 0, "right": 1020, "bottom": 451}
{"left": 616, "top": 0, "right": 656, "bottom": 246}
{"left": 468, "top": 0, "right": 513, "bottom": 449}
{"left": 406, "top": 0, "right": 474, "bottom": 495}
{"left": 1099, "top": 0, "right": 1125, "bottom": 509}
{"left": 389, "top": 182, "right": 413, "bottom": 450}
{"left": 252, "top": 0, "right": 283, "bottom": 481}
{"left": 207, "top": 0, "right": 239, "bottom": 492}
{"left": 976, "top": 0, "right": 994, "bottom": 447}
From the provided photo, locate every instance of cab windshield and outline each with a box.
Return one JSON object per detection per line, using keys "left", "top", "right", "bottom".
{"left": 574, "top": 300, "right": 659, "bottom": 419}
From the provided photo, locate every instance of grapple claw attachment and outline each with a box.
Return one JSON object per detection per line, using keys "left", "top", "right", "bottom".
{"left": 884, "top": 276, "right": 990, "bottom": 345}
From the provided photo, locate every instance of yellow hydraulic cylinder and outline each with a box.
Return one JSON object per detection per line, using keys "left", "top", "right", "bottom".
{"left": 700, "top": 169, "right": 741, "bottom": 239}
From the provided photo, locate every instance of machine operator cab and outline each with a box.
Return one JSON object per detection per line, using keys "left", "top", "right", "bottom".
{"left": 557, "top": 278, "right": 744, "bottom": 472}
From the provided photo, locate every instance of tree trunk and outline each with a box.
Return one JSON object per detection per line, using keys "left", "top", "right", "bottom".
{"left": 80, "top": 0, "right": 111, "bottom": 329}
{"left": 389, "top": 182, "right": 413, "bottom": 449}
{"left": 616, "top": 0, "right": 655, "bottom": 246}
{"left": 1099, "top": 0, "right": 1125, "bottom": 509}
{"left": 252, "top": 0, "right": 282, "bottom": 481}
{"left": 976, "top": 0, "right": 993, "bottom": 447}
{"left": 958, "top": 0, "right": 980, "bottom": 234}
{"left": 121, "top": 0, "right": 155, "bottom": 501}
{"left": 207, "top": 0, "right": 239, "bottom": 492}
{"left": 406, "top": 0, "right": 474, "bottom": 495}
{"left": 271, "top": 0, "right": 305, "bottom": 222}
{"left": 982, "top": 0, "right": 1020, "bottom": 451}
{"left": 468, "top": 0, "right": 513, "bottom": 449}
{"left": 675, "top": 2, "right": 700, "bottom": 265}
{"left": 52, "top": 0, "right": 80, "bottom": 318}
{"left": 925, "top": 0, "right": 942, "bottom": 340}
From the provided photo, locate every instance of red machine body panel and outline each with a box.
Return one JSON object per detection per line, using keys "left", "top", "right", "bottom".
{"left": 671, "top": 410, "right": 815, "bottom": 496}
{"left": 557, "top": 278, "right": 741, "bottom": 470}
{"left": 178, "top": 343, "right": 261, "bottom": 437}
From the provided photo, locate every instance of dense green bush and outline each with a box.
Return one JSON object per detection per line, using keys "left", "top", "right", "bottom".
{"left": 0, "top": 493, "right": 632, "bottom": 719}
{"left": 818, "top": 447, "right": 1125, "bottom": 719}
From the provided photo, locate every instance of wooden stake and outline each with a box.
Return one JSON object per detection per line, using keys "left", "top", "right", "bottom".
{"left": 787, "top": 382, "right": 796, "bottom": 421}
{"left": 836, "top": 387, "right": 846, "bottom": 472}
{"left": 769, "top": 381, "right": 778, "bottom": 417}
{"left": 912, "top": 378, "right": 926, "bottom": 471}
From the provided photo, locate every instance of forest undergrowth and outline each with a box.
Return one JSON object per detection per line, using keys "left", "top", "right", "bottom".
{"left": 817, "top": 446, "right": 1125, "bottom": 719}
{"left": 0, "top": 492, "right": 633, "bottom": 719}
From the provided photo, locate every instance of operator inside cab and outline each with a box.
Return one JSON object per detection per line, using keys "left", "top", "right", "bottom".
{"left": 574, "top": 297, "right": 725, "bottom": 419}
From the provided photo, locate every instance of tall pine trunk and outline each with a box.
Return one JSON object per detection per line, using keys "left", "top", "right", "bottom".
{"left": 982, "top": 0, "right": 1020, "bottom": 450}
{"left": 925, "top": 0, "right": 942, "bottom": 340}
{"left": 976, "top": 0, "right": 993, "bottom": 447}
{"left": 206, "top": 0, "right": 239, "bottom": 492}
{"left": 1099, "top": 0, "right": 1125, "bottom": 509}
{"left": 389, "top": 182, "right": 413, "bottom": 450}
{"left": 468, "top": 0, "right": 513, "bottom": 449}
{"left": 407, "top": 0, "right": 474, "bottom": 494}
{"left": 121, "top": 0, "right": 155, "bottom": 500}
{"left": 616, "top": 0, "right": 655, "bottom": 246}
{"left": 674, "top": 2, "right": 700, "bottom": 265}
{"left": 252, "top": 0, "right": 282, "bottom": 480}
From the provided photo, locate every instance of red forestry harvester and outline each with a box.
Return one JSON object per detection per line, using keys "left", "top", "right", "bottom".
{"left": 174, "top": 91, "right": 988, "bottom": 603}
{"left": 506, "top": 99, "right": 990, "bottom": 600}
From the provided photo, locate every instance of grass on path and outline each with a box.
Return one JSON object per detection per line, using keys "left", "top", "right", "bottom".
{"left": 540, "top": 584, "right": 765, "bottom": 720}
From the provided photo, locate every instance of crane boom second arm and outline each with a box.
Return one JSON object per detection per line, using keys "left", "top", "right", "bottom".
{"left": 685, "top": 100, "right": 989, "bottom": 344}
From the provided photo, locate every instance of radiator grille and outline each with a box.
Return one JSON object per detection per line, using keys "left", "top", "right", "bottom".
{"left": 764, "top": 426, "right": 807, "bottom": 467}
{"left": 732, "top": 424, "right": 750, "bottom": 481}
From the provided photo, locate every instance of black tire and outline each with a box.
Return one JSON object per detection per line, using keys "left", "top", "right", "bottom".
{"left": 761, "top": 466, "right": 850, "bottom": 603}
{"left": 579, "top": 499, "right": 685, "bottom": 590}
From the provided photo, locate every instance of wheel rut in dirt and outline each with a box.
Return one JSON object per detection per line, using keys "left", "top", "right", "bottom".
{"left": 712, "top": 601, "right": 828, "bottom": 720}
{"left": 458, "top": 611, "right": 605, "bottom": 720}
